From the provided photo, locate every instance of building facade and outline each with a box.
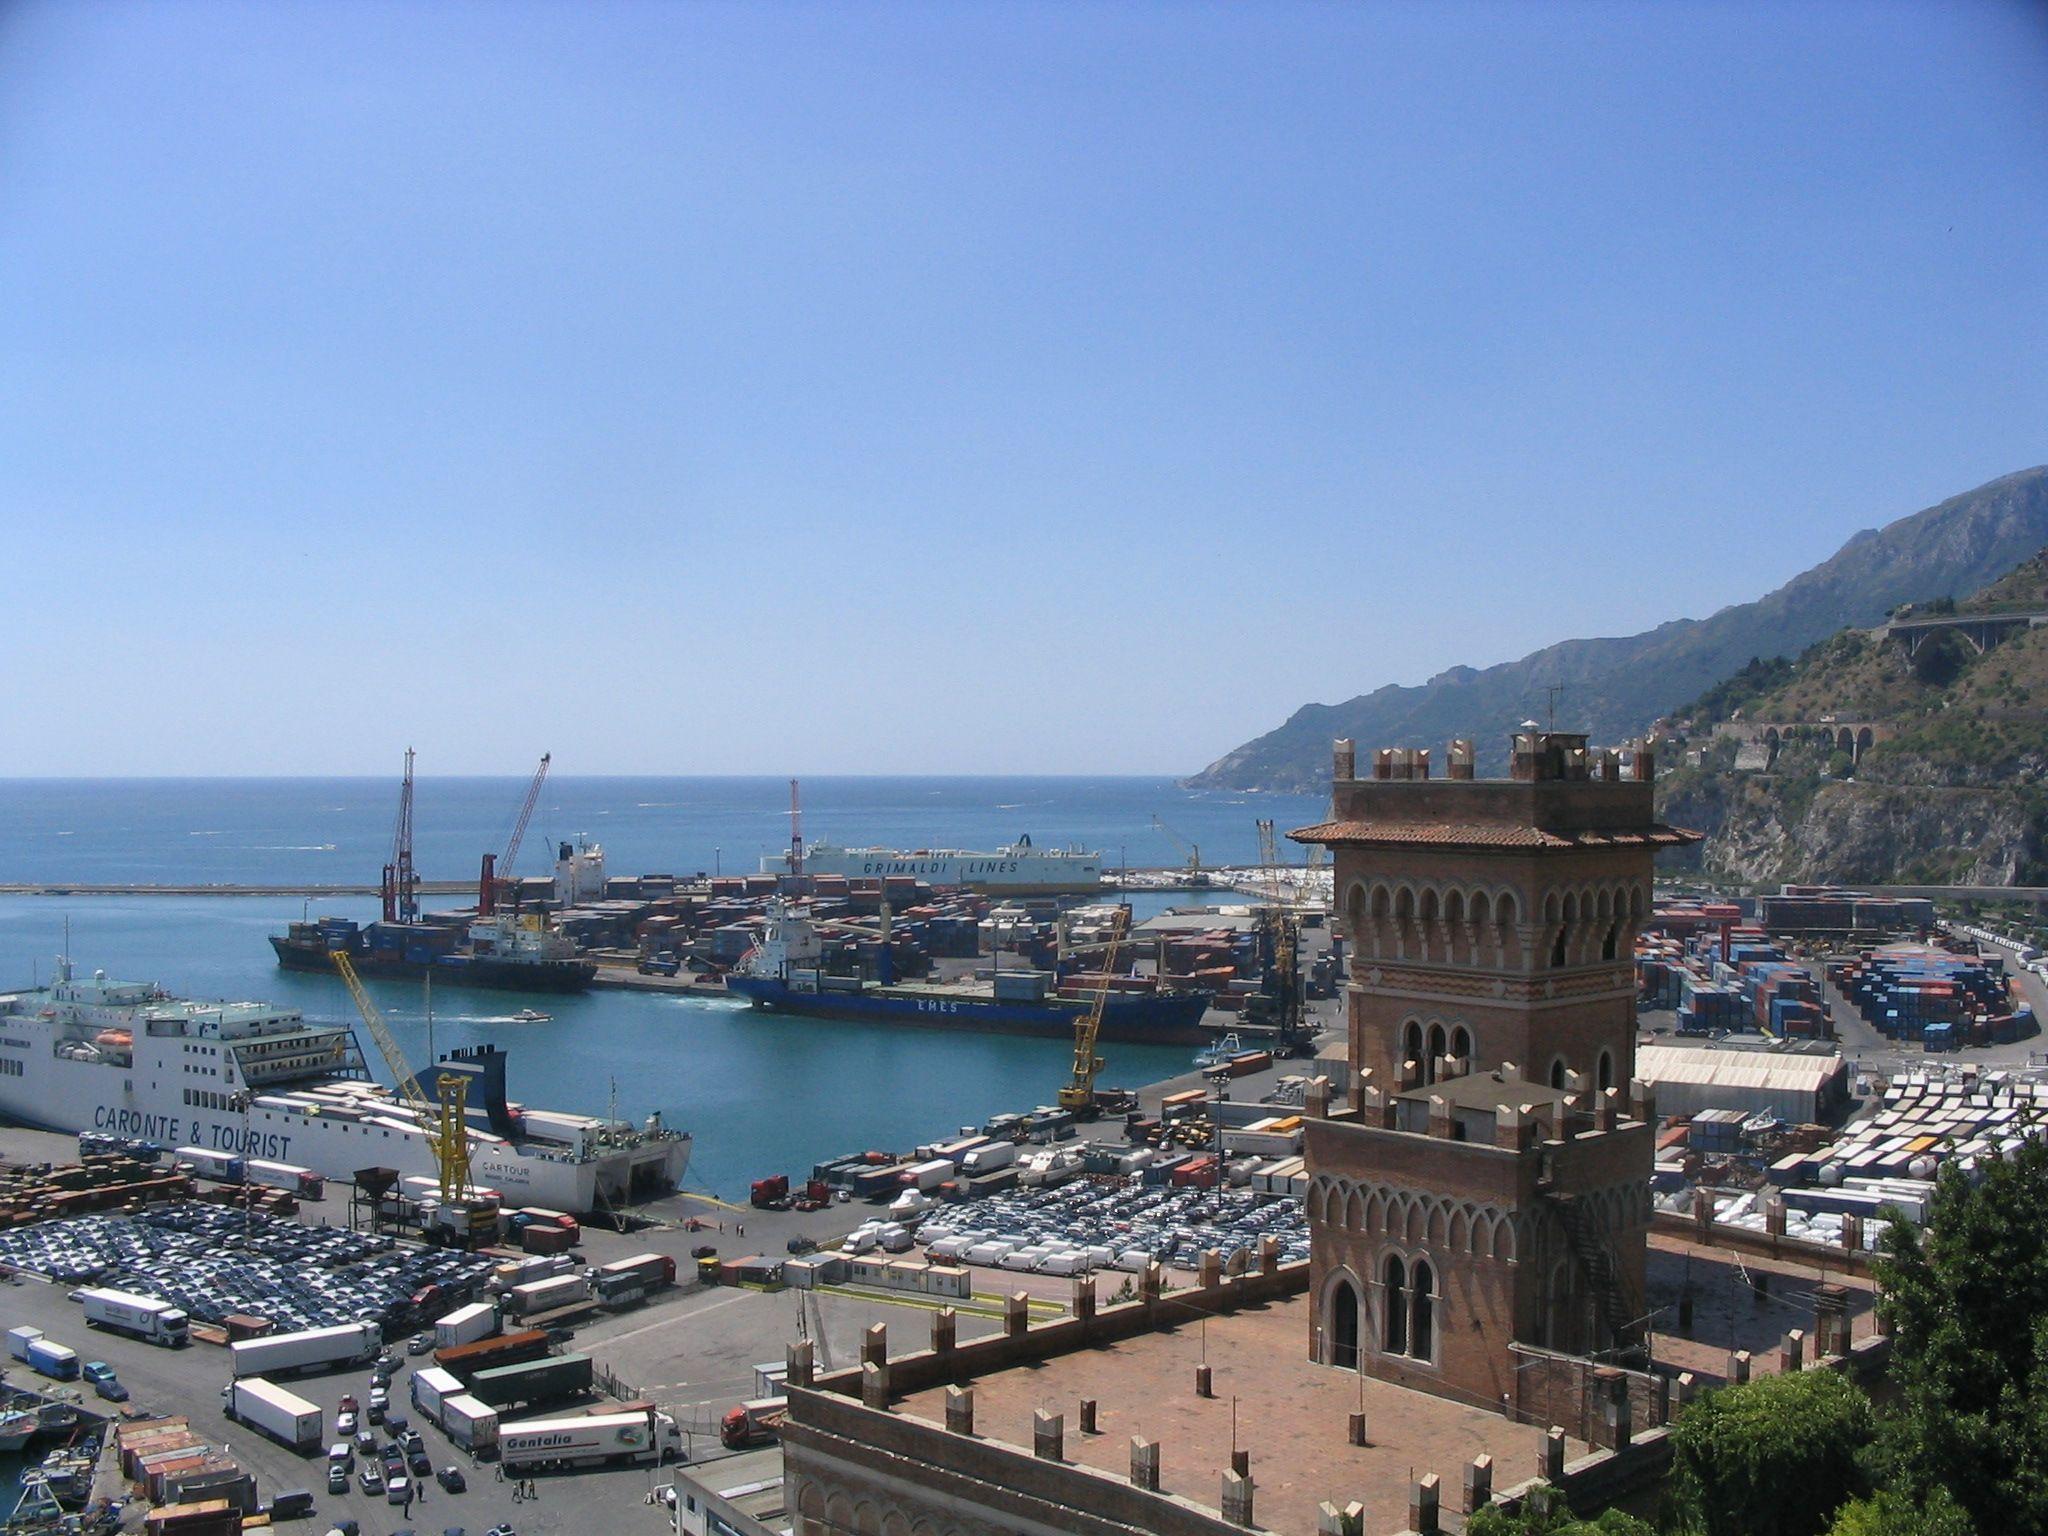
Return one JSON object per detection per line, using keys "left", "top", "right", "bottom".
{"left": 1292, "top": 731, "right": 1699, "bottom": 1411}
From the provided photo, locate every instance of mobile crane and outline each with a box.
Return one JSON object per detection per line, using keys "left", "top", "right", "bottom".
{"left": 1150, "top": 815, "right": 1210, "bottom": 887}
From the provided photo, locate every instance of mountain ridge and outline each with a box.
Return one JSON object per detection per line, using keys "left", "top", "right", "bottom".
{"left": 1189, "top": 466, "right": 2048, "bottom": 791}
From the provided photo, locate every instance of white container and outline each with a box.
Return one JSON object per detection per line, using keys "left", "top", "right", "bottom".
{"left": 506, "top": 1273, "right": 590, "bottom": 1316}
{"left": 230, "top": 1321, "right": 380, "bottom": 1378}
{"left": 433, "top": 1301, "right": 501, "bottom": 1350}
{"left": 441, "top": 1394, "right": 499, "bottom": 1452}
{"left": 6, "top": 1326, "right": 43, "bottom": 1362}
{"left": 81, "top": 1287, "right": 188, "bottom": 1347}
{"left": 229, "top": 1377, "right": 323, "bottom": 1452}
{"left": 498, "top": 1408, "right": 680, "bottom": 1472}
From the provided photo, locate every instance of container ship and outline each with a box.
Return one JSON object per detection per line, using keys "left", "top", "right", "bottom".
{"left": 0, "top": 958, "right": 688, "bottom": 1212}
{"left": 759, "top": 835, "right": 1103, "bottom": 896}
{"left": 727, "top": 902, "right": 1212, "bottom": 1045}
{"left": 270, "top": 912, "right": 596, "bottom": 993}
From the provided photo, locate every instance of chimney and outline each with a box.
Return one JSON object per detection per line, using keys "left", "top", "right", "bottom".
{"left": 1333, "top": 739, "right": 1357, "bottom": 781}
{"left": 1447, "top": 739, "right": 1476, "bottom": 780}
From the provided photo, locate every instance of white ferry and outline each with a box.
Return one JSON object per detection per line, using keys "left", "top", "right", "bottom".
{"left": 0, "top": 959, "right": 690, "bottom": 1214}
{"left": 761, "top": 834, "right": 1103, "bottom": 895}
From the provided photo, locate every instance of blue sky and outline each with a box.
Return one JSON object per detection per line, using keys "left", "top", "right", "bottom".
{"left": 2, "top": 1, "right": 2043, "bottom": 776}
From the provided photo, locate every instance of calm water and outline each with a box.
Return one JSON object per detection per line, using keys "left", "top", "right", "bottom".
{"left": 0, "top": 777, "right": 1327, "bottom": 1196}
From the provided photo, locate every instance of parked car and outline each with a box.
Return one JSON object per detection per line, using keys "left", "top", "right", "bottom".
{"left": 354, "top": 1429, "right": 377, "bottom": 1456}
{"left": 408, "top": 1332, "right": 434, "bottom": 1355}
{"left": 81, "top": 1362, "right": 127, "bottom": 1402}
{"left": 409, "top": 1448, "right": 433, "bottom": 1477}
{"left": 327, "top": 1463, "right": 348, "bottom": 1495}
{"left": 358, "top": 1462, "right": 384, "bottom": 1495}
{"left": 386, "top": 1473, "right": 412, "bottom": 1506}
{"left": 437, "top": 1465, "right": 467, "bottom": 1493}
{"left": 336, "top": 1409, "right": 358, "bottom": 1437}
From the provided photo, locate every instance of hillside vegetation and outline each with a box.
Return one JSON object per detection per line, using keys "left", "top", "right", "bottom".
{"left": 1658, "top": 548, "right": 2048, "bottom": 886}
{"left": 1191, "top": 466, "right": 2048, "bottom": 791}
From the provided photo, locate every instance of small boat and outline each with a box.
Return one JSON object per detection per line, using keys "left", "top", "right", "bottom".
{"left": 1194, "top": 1033, "right": 1243, "bottom": 1069}
{"left": 0, "top": 1410, "right": 34, "bottom": 1453}
{"left": 511, "top": 1008, "right": 552, "bottom": 1024}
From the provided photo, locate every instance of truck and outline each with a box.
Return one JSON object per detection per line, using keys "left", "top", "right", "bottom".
{"left": 959, "top": 1140, "right": 1018, "bottom": 1176}
{"left": 229, "top": 1320, "right": 380, "bottom": 1379}
{"left": 498, "top": 1405, "right": 681, "bottom": 1472}
{"left": 80, "top": 1286, "right": 190, "bottom": 1347}
{"left": 433, "top": 1300, "right": 502, "bottom": 1351}
{"left": 750, "top": 1174, "right": 790, "bottom": 1208}
{"left": 467, "top": 1352, "right": 593, "bottom": 1411}
{"left": 440, "top": 1393, "right": 499, "bottom": 1455}
{"left": 26, "top": 1338, "right": 79, "bottom": 1381}
{"left": 436, "top": 1326, "right": 550, "bottom": 1379}
{"left": 409, "top": 1366, "right": 464, "bottom": 1424}
{"left": 245, "top": 1159, "right": 325, "bottom": 1198}
{"left": 593, "top": 1251, "right": 677, "bottom": 1306}
{"left": 719, "top": 1396, "right": 788, "bottom": 1449}
{"left": 173, "top": 1145, "right": 246, "bottom": 1183}
{"left": 226, "top": 1377, "right": 323, "bottom": 1453}
{"left": 896, "top": 1158, "right": 954, "bottom": 1193}
{"left": 6, "top": 1326, "right": 42, "bottom": 1362}
{"left": 505, "top": 1272, "right": 590, "bottom": 1316}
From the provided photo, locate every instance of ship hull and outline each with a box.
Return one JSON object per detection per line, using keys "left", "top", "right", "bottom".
{"left": 270, "top": 937, "right": 595, "bottom": 993}
{"left": 726, "top": 975, "right": 1212, "bottom": 1045}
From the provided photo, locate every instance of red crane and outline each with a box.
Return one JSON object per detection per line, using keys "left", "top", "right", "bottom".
{"left": 479, "top": 753, "right": 551, "bottom": 916}
{"left": 381, "top": 748, "right": 419, "bottom": 924}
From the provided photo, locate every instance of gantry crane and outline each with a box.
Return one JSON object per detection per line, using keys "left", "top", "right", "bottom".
{"left": 479, "top": 753, "right": 551, "bottom": 916}
{"left": 1151, "top": 815, "right": 1207, "bottom": 886}
{"left": 331, "top": 951, "right": 473, "bottom": 1207}
{"left": 381, "top": 748, "right": 420, "bottom": 924}
{"left": 1058, "top": 904, "right": 1129, "bottom": 1114}
{"left": 1252, "top": 818, "right": 1305, "bottom": 1046}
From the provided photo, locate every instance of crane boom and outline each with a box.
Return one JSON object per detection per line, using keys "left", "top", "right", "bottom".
{"left": 1058, "top": 905, "right": 1128, "bottom": 1113}
{"left": 330, "top": 951, "right": 472, "bottom": 1203}
{"left": 382, "top": 748, "right": 419, "bottom": 924}
{"left": 480, "top": 753, "right": 551, "bottom": 916}
{"left": 1151, "top": 815, "right": 1203, "bottom": 882}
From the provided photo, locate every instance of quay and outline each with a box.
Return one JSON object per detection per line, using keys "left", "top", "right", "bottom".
{"left": 0, "top": 881, "right": 476, "bottom": 898}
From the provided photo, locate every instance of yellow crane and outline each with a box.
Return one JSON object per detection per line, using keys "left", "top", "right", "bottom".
{"left": 1151, "top": 815, "right": 1207, "bottom": 885}
{"left": 330, "top": 951, "right": 473, "bottom": 1205}
{"left": 1058, "top": 904, "right": 1129, "bottom": 1114}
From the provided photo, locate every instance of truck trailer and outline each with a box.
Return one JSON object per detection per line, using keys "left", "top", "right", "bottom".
{"left": 505, "top": 1273, "right": 590, "bottom": 1316}
{"left": 498, "top": 1405, "right": 680, "bottom": 1472}
{"left": 226, "top": 1378, "right": 322, "bottom": 1453}
{"left": 80, "top": 1287, "right": 189, "bottom": 1347}
{"left": 409, "top": 1366, "right": 465, "bottom": 1424}
{"left": 440, "top": 1394, "right": 499, "bottom": 1455}
{"left": 433, "top": 1300, "right": 501, "bottom": 1351}
{"left": 436, "top": 1327, "right": 550, "bottom": 1380}
{"left": 228, "top": 1321, "right": 380, "bottom": 1378}
{"left": 467, "top": 1353, "right": 593, "bottom": 1411}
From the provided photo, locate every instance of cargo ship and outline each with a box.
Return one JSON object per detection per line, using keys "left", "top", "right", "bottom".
{"left": 759, "top": 835, "right": 1102, "bottom": 896}
{"left": 270, "top": 912, "right": 596, "bottom": 993}
{"left": 0, "top": 958, "right": 688, "bottom": 1212}
{"left": 727, "top": 902, "right": 1212, "bottom": 1045}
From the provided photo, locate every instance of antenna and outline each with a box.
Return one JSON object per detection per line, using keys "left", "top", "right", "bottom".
{"left": 1543, "top": 684, "right": 1565, "bottom": 731}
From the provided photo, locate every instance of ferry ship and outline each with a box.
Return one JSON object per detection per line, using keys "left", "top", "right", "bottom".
{"left": 727, "top": 902, "right": 1212, "bottom": 1045}
{"left": 270, "top": 912, "right": 596, "bottom": 993}
{"left": 760, "top": 835, "right": 1103, "bottom": 896}
{"left": 0, "top": 960, "right": 689, "bottom": 1213}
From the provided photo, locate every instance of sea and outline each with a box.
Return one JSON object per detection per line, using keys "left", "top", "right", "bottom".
{"left": 0, "top": 777, "right": 1327, "bottom": 1197}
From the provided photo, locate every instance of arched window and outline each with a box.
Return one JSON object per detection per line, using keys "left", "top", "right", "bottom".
{"left": 1330, "top": 1277, "right": 1360, "bottom": 1370}
{"left": 1409, "top": 1259, "right": 1436, "bottom": 1361}
{"left": 1451, "top": 1025, "right": 1472, "bottom": 1066}
{"left": 1602, "top": 923, "right": 1620, "bottom": 961}
{"left": 1552, "top": 932, "right": 1568, "bottom": 967}
{"left": 1598, "top": 1049, "right": 1615, "bottom": 1092}
{"left": 1381, "top": 1255, "right": 1408, "bottom": 1354}
{"left": 1425, "top": 1024, "right": 1447, "bottom": 1083}
{"left": 1550, "top": 1058, "right": 1568, "bottom": 1090}
{"left": 1404, "top": 1021, "right": 1423, "bottom": 1071}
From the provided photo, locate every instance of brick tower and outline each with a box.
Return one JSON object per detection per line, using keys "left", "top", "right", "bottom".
{"left": 1290, "top": 731, "right": 1699, "bottom": 1410}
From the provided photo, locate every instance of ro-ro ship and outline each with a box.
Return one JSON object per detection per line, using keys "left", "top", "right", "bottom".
{"left": 0, "top": 958, "right": 687, "bottom": 1212}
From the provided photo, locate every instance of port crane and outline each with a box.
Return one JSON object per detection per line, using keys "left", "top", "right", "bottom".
{"left": 330, "top": 951, "right": 476, "bottom": 1215}
{"left": 1251, "top": 819, "right": 1305, "bottom": 1045}
{"left": 381, "top": 748, "right": 420, "bottom": 924}
{"left": 1151, "top": 815, "right": 1207, "bottom": 885}
{"left": 1057, "top": 904, "right": 1129, "bottom": 1115}
{"left": 479, "top": 752, "right": 551, "bottom": 916}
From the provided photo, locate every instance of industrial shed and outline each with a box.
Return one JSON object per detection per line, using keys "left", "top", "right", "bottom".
{"left": 1637, "top": 1042, "right": 1850, "bottom": 1125}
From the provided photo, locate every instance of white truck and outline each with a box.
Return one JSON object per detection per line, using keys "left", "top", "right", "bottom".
{"left": 960, "top": 1140, "right": 1018, "bottom": 1176}
{"left": 80, "top": 1287, "right": 189, "bottom": 1347}
{"left": 441, "top": 1393, "right": 499, "bottom": 1454}
{"left": 498, "top": 1406, "right": 680, "bottom": 1472}
{"left": 229, "top": 1320, "right": 380, "bottom": 1378}
{"left": 227, "top": 1377, "right": 323, "bottom": 1453}
{"left": 433, "top": 1300, "right": 501, "bottom": 1350}
{"left": 6, "top": 1326, "right": 42, "bottom": 1362}
{"left": 409, "top": 1366, "right": 464, "bottom": 1424}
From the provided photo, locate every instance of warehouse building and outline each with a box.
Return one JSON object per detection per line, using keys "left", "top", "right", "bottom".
{"left": 1636, "top": 1040, "right": 1850, "bottom": 1124}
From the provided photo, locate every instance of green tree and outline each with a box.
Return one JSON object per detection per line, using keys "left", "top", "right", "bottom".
{"left": 1873, "top": 1137, "right": 2048, "bottom": 1535}
{"left": 1826, "top": 1490, "right": 1973, "bottom": 1536}
{"left": 1466, "top": 1488, "right": 1654, "bottom": 1536}
{"left": 1665, "top": 1370, "right": 1873, "bottom": 1536}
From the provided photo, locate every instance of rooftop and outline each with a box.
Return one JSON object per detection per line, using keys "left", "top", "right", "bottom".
{"left": 892, "top": 1291, "right": 1583, "bottom": 1536}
